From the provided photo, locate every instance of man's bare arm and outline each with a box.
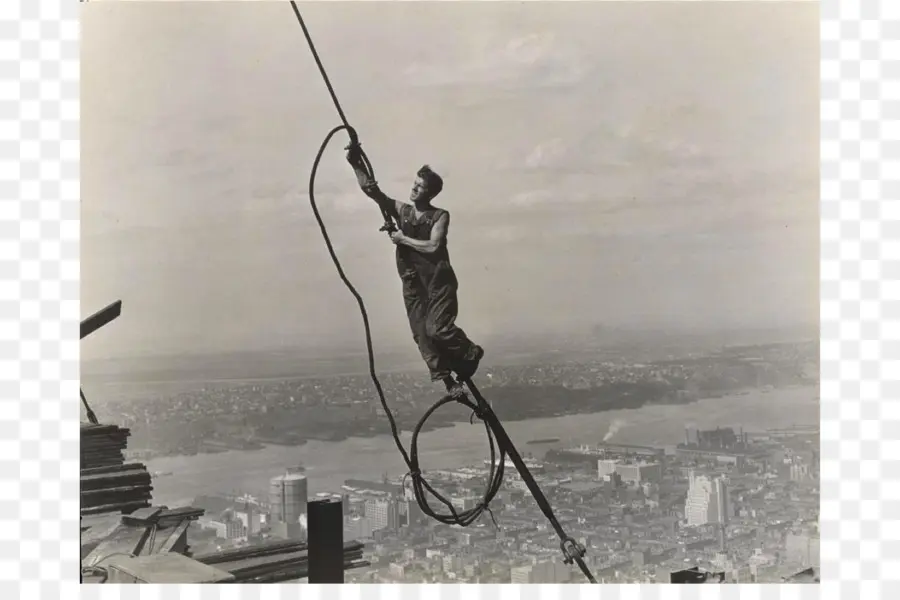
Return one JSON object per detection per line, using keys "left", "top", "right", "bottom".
{"left": 395, "top": 212, "right": 448, "bottom": 254}
{"left": 349, "top": 162, "right": 403, "bottom": 218}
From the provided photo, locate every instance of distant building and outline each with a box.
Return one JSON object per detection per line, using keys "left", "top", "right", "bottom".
{"left": 790, "top": 462, "right": 813, "bottom": 482}
{"left": 696, "top": 427, "right": 743, "bottom": 450}
{"left": 200, "top": 514, "right": 245, "bottom": 540}
{"left": 598, "top": 460, "right": 617, "bottom": 478}
{"left": 684, "top": 471, "right": 730, "bottom": 527}
{"left": 234, "top": 505, "right": 261, "bottom": 536}
{"left": 365, "top": 498, "right": 400, "bottom": 532}
{"left": 678, "top": 427, "right": 758, "bottom": 466}
{"left": 400, "top": 499, "right": 426, "bottom": 528}
{"left": 597, "top": 459, "right": 662, "bottom": 483}
{"left": 510, "top": 560, "right": 572, "bottom": 583}
{"left": 729, "top": 565, "right": 754, "bottom": 583}
{"left": 269, "top": 472, "right": 308, "bottom": 540}
{"left": 595, "top": 443, "right": 665, "bottom": 459}
{"left": 451, "top": 496, "right": 479, "bottom": 513}
{"left": 617, "top": 462, "right": 662, "bottom": 483}
{"left": 269, "top": 520, "right": 303, "bottom": 540}
{"left": 344, "top": 515, "right": 375, "bottom": 540}
{"left": 442, "top": 554, "right": 463, "bottom": 574}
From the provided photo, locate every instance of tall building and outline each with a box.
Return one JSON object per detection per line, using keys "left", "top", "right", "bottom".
{"left": 234, "top": 505, "right": 261, "bottom": 537}
{"left": 365, "top": 498, "right": 400, "bottom": 532}
{"left": 269, "top": 472, "right": 308, "bottom": 540}
{"left": 684, "top": 471, "right": 730, "bottom": 527}
{"left": 713, "top": 477, "right": 729, "bottom": 523}
{"left": 400, "top": 499, "right": 426, "bottom": 528}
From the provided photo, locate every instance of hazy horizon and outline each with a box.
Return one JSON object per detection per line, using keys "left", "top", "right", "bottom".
{"left": 82, "top": 1, "right": 819, "bottom": 363}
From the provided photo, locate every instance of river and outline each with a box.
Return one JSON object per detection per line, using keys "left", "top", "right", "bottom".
{"left": 145, "top": 385, "right": 818, "bottom": 505}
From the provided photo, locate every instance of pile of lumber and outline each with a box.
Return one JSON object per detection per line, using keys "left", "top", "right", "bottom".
{"left": 81, "top": 463, "right": 153, "bottom": 516}
{"left": 81, "top": 423, "right": 132, "bottom": 469}
{"left": 194, "top": 539, "right": 368, "bottom": 583}
{"left": 81, "top": 423, "right": 153, "bottom": 516}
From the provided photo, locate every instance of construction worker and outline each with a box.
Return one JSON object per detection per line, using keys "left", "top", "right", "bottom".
{"left": 346, "top": 146, "right": 484, "bottom": 397}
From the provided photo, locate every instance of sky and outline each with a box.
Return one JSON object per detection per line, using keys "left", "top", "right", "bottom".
{"left": 81, "top": 1, "right": 820, "bottom": 362}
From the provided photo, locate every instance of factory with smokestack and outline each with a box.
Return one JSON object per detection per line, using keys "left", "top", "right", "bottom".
{"left": 681, "top": 426, "right": 750, "bottom": 451}
{"left": 675, "top": 426, "right": 767, "bottom": 468}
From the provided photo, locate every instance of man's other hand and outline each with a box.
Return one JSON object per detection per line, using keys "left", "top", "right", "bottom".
{"left": 389, "top": 231, "right": 405, "bottom": 245}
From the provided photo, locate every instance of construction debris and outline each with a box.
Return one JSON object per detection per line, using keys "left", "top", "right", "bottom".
{"left": 81, "top": 504, "right": 208, "bottom": 582}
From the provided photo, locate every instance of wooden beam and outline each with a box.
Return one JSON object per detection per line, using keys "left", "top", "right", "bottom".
{"left": 81, "top": 300, "right": 122, "bottom": 340}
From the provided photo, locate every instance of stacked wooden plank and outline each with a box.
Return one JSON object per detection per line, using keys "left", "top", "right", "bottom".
{"left": 81, "top": 463, "right": 153, "bottom": 516}
{"left": 81, "top": 423, "right": 132, "bottom": 469}
{"left": 194, "top": 539, "right": 368, "bottom": 583}
{"left": 81, "top": 423, "right": 154, "bottom": 516}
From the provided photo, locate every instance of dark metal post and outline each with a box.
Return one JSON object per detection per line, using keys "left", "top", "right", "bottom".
{"left": 307, "top": 497, "right": 343, "bottom": 583}
{"left": 80, "top": 300, "right": 123, "bottom": 425}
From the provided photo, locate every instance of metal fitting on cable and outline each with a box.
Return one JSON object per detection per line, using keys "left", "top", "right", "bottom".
{"left": 560, "top": 537, "right": 586, "bottom": 565}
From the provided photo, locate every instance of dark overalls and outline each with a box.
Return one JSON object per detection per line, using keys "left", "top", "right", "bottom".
{"left": 395, "top": 204, "right": 479, "bottom": 382}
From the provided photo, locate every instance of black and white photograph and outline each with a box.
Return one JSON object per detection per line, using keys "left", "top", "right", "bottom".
{"left": 79, "top": 0, "right": 820, "bottom": 584}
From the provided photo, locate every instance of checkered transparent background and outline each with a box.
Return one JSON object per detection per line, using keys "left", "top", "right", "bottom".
{"left": 0, "top": 0, "right": 895, "bottom": 596}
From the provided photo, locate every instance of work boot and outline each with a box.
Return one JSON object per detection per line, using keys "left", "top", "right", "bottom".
{"left": 455, "top": 345, "right": 485, "bottom": 381}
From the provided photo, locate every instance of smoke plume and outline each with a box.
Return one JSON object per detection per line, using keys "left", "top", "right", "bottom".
{"left": 603, "top": 418, "right": 626, "bottom": 443}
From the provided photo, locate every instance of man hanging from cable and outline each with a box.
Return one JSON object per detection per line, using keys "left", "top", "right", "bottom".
{"left": 346, "top": 145, "right": 484, "bottom": 398}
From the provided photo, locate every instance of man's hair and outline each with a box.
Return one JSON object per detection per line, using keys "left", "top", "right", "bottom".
{"left": 417, "top": 165, "right": 444, "bottom": 198}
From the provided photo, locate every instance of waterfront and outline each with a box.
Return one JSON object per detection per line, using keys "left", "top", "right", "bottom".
{"left": 145, "top": 385, "right": 817, "bottom": 505}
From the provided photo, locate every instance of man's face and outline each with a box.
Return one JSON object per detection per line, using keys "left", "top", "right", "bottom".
{"left": 410, "top": 176, "right": 428, "bottom": 202}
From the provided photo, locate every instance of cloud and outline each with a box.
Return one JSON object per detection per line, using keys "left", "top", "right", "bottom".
{"left": 498, "top": 121, "right": 707, "bottom": 178}
{"left": 405, "top": 32, "right": 585, "bottom": 89}
{"left": 509, "top": 190, "right": 555, "bottom": 207}
{"left": 524, "top": 138, "right": 569, "bottom": 170}
{"left": 613, "top": 119, "right": 708, "bottom": 167}
{"left": 483, "top": 224, "right": 530, "bottom": 243}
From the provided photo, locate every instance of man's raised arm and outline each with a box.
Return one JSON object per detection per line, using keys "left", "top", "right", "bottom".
{"left": 346, "top": 148, "right": 402, "bottom": 218}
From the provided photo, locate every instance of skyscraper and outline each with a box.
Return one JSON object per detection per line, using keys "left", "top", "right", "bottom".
{"left": 684, "top": 471, "right": 730, "bottom": 527}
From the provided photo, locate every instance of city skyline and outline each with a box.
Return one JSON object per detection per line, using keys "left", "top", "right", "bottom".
{"left": 81, "top": 1, "right": 819, "bottom": 362}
